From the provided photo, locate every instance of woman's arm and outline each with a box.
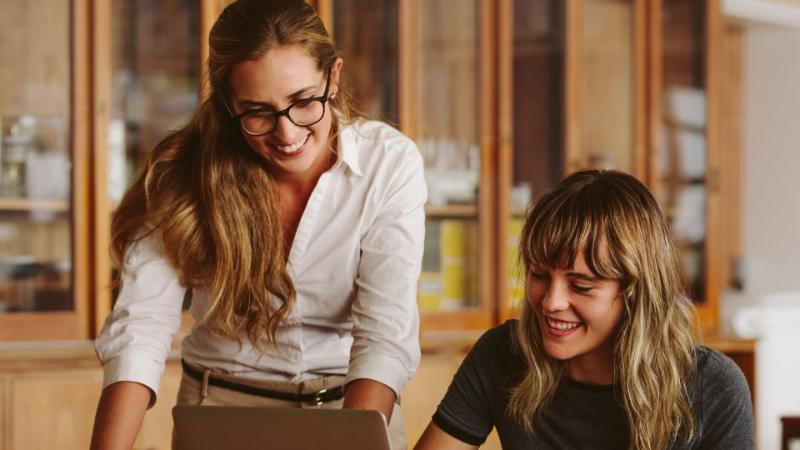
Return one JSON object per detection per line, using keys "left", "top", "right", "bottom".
{"left": 90, "top": 382, "right": 152, "bottom": 450}
{"left": 415, "top": 422, "right": 479, "bottom": 450}
{"left": 343, "top": 378, "right": 396, "bottom": 421}
{"left": 346, "top": 138, "right": 427, "bottom": 413}
{"left": 92, "top": 236, "right": 185, "bottom": 449}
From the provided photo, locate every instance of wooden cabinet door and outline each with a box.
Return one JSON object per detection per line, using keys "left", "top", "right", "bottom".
{"left": 650, "top": 0, "right": 723, "bottom": 331}
{"left": 9, "top": 370, "right": 102, "bottom": 450}
{"left": 0, "top": 0, "right": 90, "bottom": 342}
{"left": 401, "top": 351, "right": 501, "bottom": 450}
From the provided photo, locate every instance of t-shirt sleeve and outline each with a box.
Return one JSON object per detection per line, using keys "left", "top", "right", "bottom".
{"left": 696, "top": 347, "right": 756, "bottom": 449}
{"left": 432, "top": 323, "right": 512, "bottom": 446}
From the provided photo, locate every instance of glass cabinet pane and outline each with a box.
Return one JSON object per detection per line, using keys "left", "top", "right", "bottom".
{"left": 582, "top": 0, "right": 636, "bottom": 174}
{"left": 332, "top": 0, "right": 399, "bottom": 123}
{"left": 512, "top": 0, "right": 564, "bottom": 205}
{"left": 416, "top": 0, "right": 482, "bottom": 313}
{"left": 509, "top": 0, "right": 565, "bottom": 311}
{"left": 660, "top": 0, "right": 707, "bottom": 301}
{"left": 0, "top": 2, "right": 74, "bottom": 314}
{"left": 109, "top": 0, "right": 200, "bottom": 206}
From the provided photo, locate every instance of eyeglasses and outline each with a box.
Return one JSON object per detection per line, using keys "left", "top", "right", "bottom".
{"left": 227, "top": 69, "right": 332, "bottom": 136}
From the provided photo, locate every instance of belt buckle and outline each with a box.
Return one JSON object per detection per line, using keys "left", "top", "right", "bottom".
{"left": 312, "top": 388, "right": 328, "bottom": 407}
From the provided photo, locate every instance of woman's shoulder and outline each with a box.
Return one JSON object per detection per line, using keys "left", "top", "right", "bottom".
{"left": 691, "top": 345, "right": 750, "bottom": 396}
{"left": 693, "top": 345, "right": 743, "bottom": 377}
{"left": 470, "top": 320, "right": 519, "bottom": 360}
{"left": 341, "top": 119, "right": 419, "bottom": 158}
{"left": 689, "top": 347, "right": 755, "bottom": 447}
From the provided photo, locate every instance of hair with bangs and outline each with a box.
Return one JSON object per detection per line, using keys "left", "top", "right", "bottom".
{"left": 507, "top": 170, "right": 697, "bottom": 450}
{"left": 111, "top": 0, "right": 360, "bottom": 351}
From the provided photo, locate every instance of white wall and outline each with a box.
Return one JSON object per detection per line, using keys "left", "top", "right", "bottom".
{"left": 741, "top": 27, "right": 800, "bottom": 294}
{"left": 739, "top": 25, "right": 800, "bottom": 450}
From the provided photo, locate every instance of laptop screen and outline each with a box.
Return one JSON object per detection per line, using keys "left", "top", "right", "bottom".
{"left": 172, "top": 405, "right": 391, "bottom": 450}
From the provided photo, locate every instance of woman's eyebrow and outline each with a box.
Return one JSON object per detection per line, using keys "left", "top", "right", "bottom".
{"left": 566, "top": 272, "right": 600, "bottom": 281}
{"left": 237, "top": 85, "right": 318, "bottom": 109}
{"left": 285, "top": 85, "right": 317, "bottom": 100}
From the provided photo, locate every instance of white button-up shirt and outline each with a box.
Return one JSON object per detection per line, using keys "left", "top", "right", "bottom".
{"left": 95, "top": 120, "right": 426, "bottom": 401}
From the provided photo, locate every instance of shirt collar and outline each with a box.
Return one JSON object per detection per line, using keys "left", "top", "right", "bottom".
{"left": 333, "top": 119, "right": 363, "bottom": 177}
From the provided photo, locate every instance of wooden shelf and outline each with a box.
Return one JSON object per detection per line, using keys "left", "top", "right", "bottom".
{"left": 420, "top": 329, "right": 484, "bottom": 353}
{"left": 420, "top": 308, "right": 493, "bottom": 333}
{"left": 700, "top": 332, "right": 756, "bottom": 354}
{"left": 0, "top": 198, "right": 69, "bottom": 212}
{"left": 425, "top": 204, "right": 478, "bottom": 218}
{"left": 0, "top": 338, "right": 182, "bottom": 371}
{"left": 659, "top": 175, "right": 706, "bottom": 186}
{"left": 426, "top": 204, "right": 525, "bottom": 219}
{"left": 664, "top": 117, "right": 706, "bottom": 133}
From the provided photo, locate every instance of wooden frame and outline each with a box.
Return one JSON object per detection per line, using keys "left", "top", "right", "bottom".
{"left": 91, "top": 0, "right": 113, "bottom": 338}
{"left": 200, "top": 0, "right": 219, "bottom": 100}
{"left": 87, "top": 0, "right": 222, "bottom": 338}
{"left": 700, "top": 0, "right": 723, "bottom": 332}
{"left": 398, "top": 0, "right": 419, "bottom": 139}
{"left": 477, "top": 0, "right": 500, "bottom": 331}
{"left": 315, "top": 0, "right": 334, "bottom": 34}
{"left": 633, "top": 0, "right": 649, "bottom": 179}
{"left": 649, "top": 0, "right": 723, "bottom": 332}
{"left": 564, "top": 0, "right": 583, "bottom": 174}
{"left": 647, "top": 0, "right": 663, "bottom": 198}
{"left": 720, "top": 24, "right": 743, "bottom": 290}
{"left": 0, "top": 0, "right": 92, "bottom": 341}
{"left": 496, "top": 0, "right": 513, "bottom": 322}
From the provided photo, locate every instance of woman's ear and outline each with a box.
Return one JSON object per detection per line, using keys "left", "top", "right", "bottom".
{"left": 330, "top": 57, "right": 344, "bottom": 97}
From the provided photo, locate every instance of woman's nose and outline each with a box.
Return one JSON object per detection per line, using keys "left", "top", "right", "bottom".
{"left": 271, "top": 114, "right": 302, "bottom": 143}
{"left": 541, "top": 280, "right": 570, "bottom": 313}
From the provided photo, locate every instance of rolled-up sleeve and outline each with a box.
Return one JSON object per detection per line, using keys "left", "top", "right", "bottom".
{"left": 94, "top": 235, "right": 185, "bottom": 405}
{"left": 346, "top": 145, "right": 426, "bottom": 396}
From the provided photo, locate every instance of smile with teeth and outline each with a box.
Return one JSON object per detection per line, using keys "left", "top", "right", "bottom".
{"left": 274, "top": 134, "right": 309, "bottom": 153}
{"left": 546, "top": 317, "right": 583, "bottom": 331}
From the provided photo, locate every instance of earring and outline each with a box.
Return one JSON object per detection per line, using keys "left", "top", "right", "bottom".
{"left": 331, "top": 92, "right": 337, "bottom": 99}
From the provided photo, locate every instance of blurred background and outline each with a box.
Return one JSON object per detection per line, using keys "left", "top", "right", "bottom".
{"left": 0, "top": 0, "right": 799, "bottom": 449}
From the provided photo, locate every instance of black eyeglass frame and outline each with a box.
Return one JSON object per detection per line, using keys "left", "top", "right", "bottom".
{"left": 223, "top": 68, "right": 332, "bottom": 136}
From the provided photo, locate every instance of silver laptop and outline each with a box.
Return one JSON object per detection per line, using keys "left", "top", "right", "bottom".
{"left": 172, "top": 405, "right": 391, "bottom": 450}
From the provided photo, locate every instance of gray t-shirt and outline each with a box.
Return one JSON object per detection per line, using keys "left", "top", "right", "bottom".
{"left": 433, "top": 320, "right": 755, "bottom": 449}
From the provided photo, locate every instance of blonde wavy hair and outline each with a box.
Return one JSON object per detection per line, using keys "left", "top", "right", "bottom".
{"left": 111, "top": 0, "right": 359, "bottom": 348}
{"left": 508, "top": 170, "right": 697, "bottom": 450}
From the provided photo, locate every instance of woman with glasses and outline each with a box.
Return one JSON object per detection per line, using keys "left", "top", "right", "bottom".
{"left": 414, "top": 170, "right": 754, "bottom": 450}
{"left": 91, "top": 1, "right": 424, "bottom": 449}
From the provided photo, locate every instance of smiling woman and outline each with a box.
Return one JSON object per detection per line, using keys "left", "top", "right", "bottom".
{"left": 414, "top": 170, "right": 755, "bottom": 450}
{"left": 90, "top": 1, "right": 425, "bottom": 450}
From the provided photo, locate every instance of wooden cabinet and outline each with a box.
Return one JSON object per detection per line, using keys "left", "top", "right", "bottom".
{"left": 9, "top": 371, "right": 102, "bottom": 449}
{"left": 0, "top": 0, "right": 91, "bottom": 341}
{"left": 0, "top": 344, "right": 185, "bottom": 450}
{"left": 0, "top": 345, "right": 495, "bottom": 450}
{"left": 0, "top": 345, "right": 101, "bottom": 450}
{"left": 0, "top": 0, "right": 741, "bottom": 340}
{"left": 322, "top": 0, "right": 736, "bottom": 334}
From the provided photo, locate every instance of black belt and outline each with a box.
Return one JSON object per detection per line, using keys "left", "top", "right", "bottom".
{"left": 181, "top": 360, "right": 345, "bottom": 405}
